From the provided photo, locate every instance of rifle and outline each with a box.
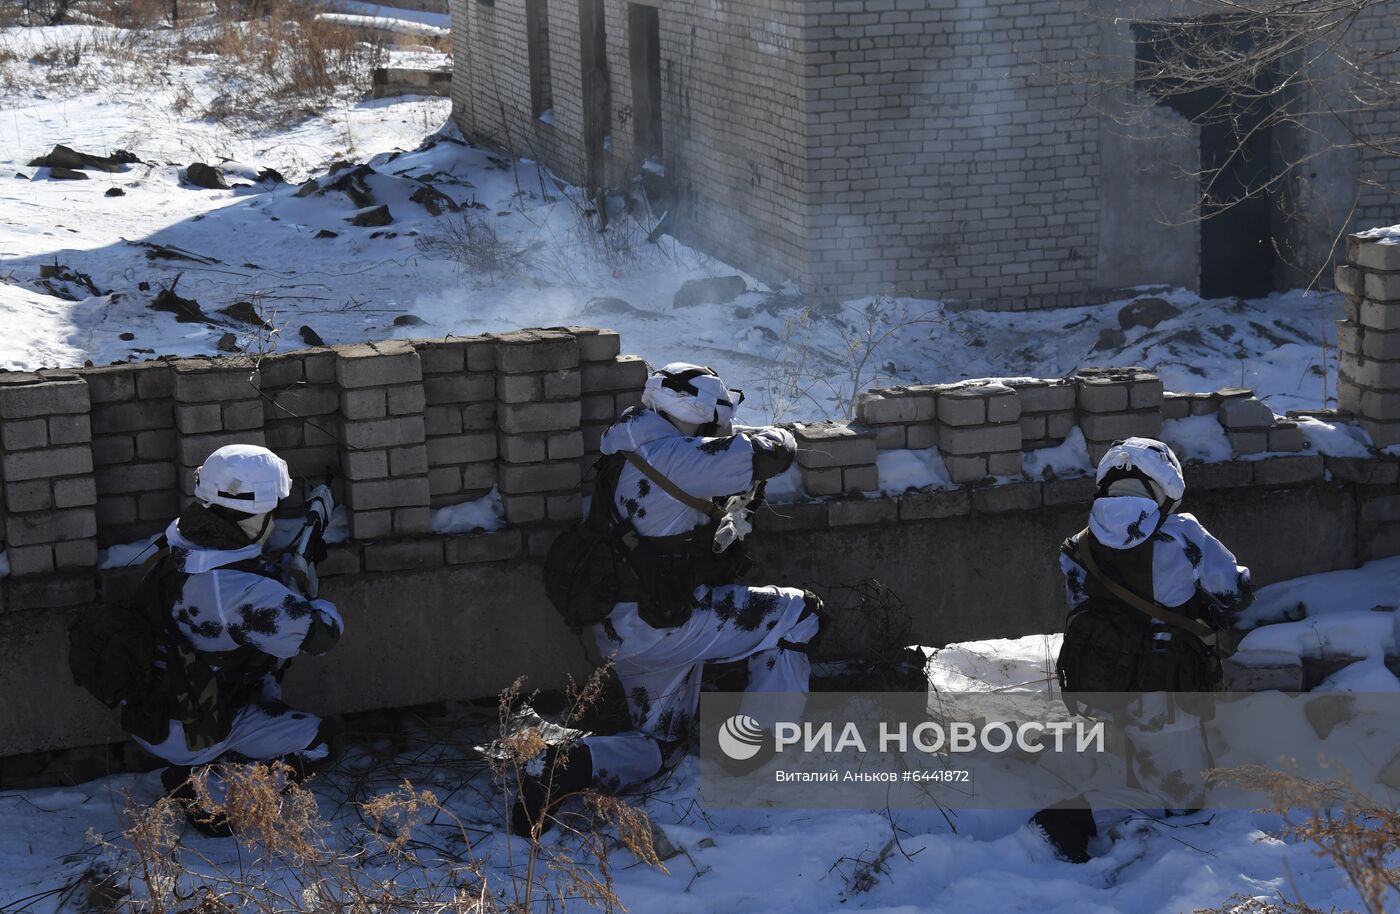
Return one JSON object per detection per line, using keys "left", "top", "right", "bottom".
{"left": 282, "top": 471, "right": 336, "bottom": 598}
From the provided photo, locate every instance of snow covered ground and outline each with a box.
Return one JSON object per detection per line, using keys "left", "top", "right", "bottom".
{"left": 5, "top": 561, "right": 1400, "bottom": 913}
{"left": 0, "top": 25, "right": 1344, "bottom": 428}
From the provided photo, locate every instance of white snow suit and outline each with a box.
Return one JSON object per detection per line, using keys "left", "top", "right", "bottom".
{"left": 133, "top": 519, "right": 344, "bottom": 779}
{"left": 583, "top": 408, "right": 818, "bottom": 789}
{"left": 1059, "top": 496, "right": 1250, "bottom": 820}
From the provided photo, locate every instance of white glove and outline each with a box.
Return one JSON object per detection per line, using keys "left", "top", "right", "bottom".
{"left": 313, "top": 599, "right": 344, "bottom": 634}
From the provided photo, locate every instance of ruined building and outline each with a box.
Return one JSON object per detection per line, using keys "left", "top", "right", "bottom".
{"left": 449, "top": 0, "right": 1400, "bottom": 308}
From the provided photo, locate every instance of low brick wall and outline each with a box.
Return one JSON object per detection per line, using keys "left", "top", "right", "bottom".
{"left": 4, "top": 246, "right": 1400, "bottom": 772}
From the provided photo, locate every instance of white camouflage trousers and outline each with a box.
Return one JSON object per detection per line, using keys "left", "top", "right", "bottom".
{"left": 584, "top": 582, "right": 818, "bottom": 790}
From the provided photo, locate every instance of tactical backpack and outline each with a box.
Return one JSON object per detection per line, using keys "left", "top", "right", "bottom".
{"left": 1056, "top": 530, "right": 1223, "bottom": 714}
{"left": 543, "top": 455, "right": 638, "bottom": 630}
{"left": 542, "top": 451, "right": 751, "bottom": 631}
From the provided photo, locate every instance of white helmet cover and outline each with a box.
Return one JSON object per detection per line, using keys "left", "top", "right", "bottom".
{"left": 642, "top": 362, "right": 743, "bottom": 427}
{"left": 1095, "top": 437, "right": 1186, "bottom": 506}
{"left": 194, "top": 444, "right": 292, "bottom": 514}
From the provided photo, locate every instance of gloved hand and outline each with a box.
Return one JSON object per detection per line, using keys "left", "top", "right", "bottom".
{"left": 749, "top": 427, "right": 797, "bottom": 480}
{"left": 313, "top": 600, "right": 344, "bottom": 635}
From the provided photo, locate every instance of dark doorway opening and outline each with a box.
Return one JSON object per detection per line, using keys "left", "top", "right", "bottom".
{"left": 526, "top": 0, "right": 553, "bottom": 120}
{"left": 1134, "top": 17, "right": 1279, "bottom": 299}
{"left": 578, "top": 0, "right": 612, "bottom": 199}
{"left": 628, "top": 4, "right": 663, "bottom": 165}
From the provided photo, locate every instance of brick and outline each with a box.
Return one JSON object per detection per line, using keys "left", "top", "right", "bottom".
{"left": 1079, "top": 411, "right": 1162, "bottom": 441}
{"left": 1362, "top": 493, "right": 1400, "bottom": 523}
{"left": 547, "top": 492, "right": 583, "bottom": 522}
{"left": 388, "top": 445, "right": 428, "bottom": 476}
{"left": 971, "top": 481, "right": 1042, "bottom": 513}
{"left": 91, "top": 401, "right": 172, "bottom": 434}
{"left": 363, "top": 539, "right": 444, "bottom": 571}
{"left": 427, "top": 432, "right": 497, "bottom": 465}
{"left": 1365, "top": 271, "right": 1400, "bottom": 303}
{"left": 341, "top": 389, "right": 387, "bottom": 421}
{"left": 1183, "top": 460, "right": 1252, "bottom": 490}
{"left": 345, "top": 477, "right": 430, "bottom": 511}
{"left": 1350, "top": 235, "right": 1400, "bottom": 272}
{"left": 1012, "top": 380, "right": 1075, "bottom": 413}
{"left": 3, "top": 446, "right": 92, "bottom": 482}
{"left": 1218, "top": 396, "right": 1274, "bottom": 429}
{"left": 394, "top": 505, "right": 430, "bottom": 535}
{"left": 6, "top": 543, "right": 53, "bottom": 576}
{"left": 387, "top": 385, "right": 426, "bottom": 416}
{"left": 498, "top": 375, "right": 542, "bottom": 403}
{"left": 173, "top": 362, "right": 258, "bottom": 402}
{"left": 1268, "top": 422, "right": 1305, "bottom": 452}
{"left": 1360, "top": 417, "right": 1400, "bottom": 448}
{"left": 138, "top": 490, "right": 178, "bottom": 521}
{"left": 81, "top": 367, "right": 135, "bottom": 403}
{"left": 222, "top": 399, "right": 263, "bottom": 432}
{"left": 945, "top": 454, "right": 988, "bottom": 484}
{"left": 498, "top": 434, "right": 546, "bottom": 463}
{"left": 937, "top": 422, "right": 1021, "bottom": 455}
{"left": 935, "top": 388, "right": 986, "bottom": 426}
{"left": 1019, "top": 414, "right": 1046, "bottom": 440}
{"left": 987, "top": 451, "right": 1026, "bottom": 477}
{"left": 0, "top": 377, "right": 88, "bottom": 418}
{"left": 334, "top": 341, "right": 421, "bottom": 389}
{"left": 424, "top": 374, "right": 495, "bottom": 403}
{"left": 1162, "top": 393, "right": 1191, "bottom": 420}
{"left": 257, "top": 353, "right": 304, "bottom": 388}
{"left": 2, "top": 419, "right": 47, "bottom": 451}
{"left": 498, "top": 401, "right": 581, "bottom": 434}
{"left": 580, "top": 356, "right": 648, "bottom": 392}
{"left": 54, "top": 538, "right": 97, "bottom": 569}
{"left": 1252, "top": 455, "right": 1324, "bottom": 487}
{"left": 856, "top": 388, "right": 936, "bottom": 424}
{"left": 135, "top": 364, "right": 174, "bottom": 398}
{"left": 417, "top": 342, "right": 466, "bottom": 374}
{"left": 800, "top": 466, "right": 843, "bottom": 496}
{"left": 318, "top": 544, "right": 362, "bottom": 577}
{"left": 175, "top": 403, "right": 222, "bottom": 435}
{"left": 873, "top": 424, "right": 906, "bottom": 449}
{"left": 502, "top": 493, "right": 546, "bottom": 524}
{"left": 424, "top": 405, "right": 464, "bottom": 436}
{"left": 462, "top": 461, "right": 496, "bottom": 489}
{"left": 136, "top": 430, "right": 176, "bottom": 461}
{"left": 343, "top": 448, "right": 390, "bottom": 480}
{"left": 6, "top": 508, "right": 97, "bottom": 545}
{"left": 91, "top": 434, "right": 135, "bottom": 465}
{"left": 792, "top": 421, "right": 877, "bottom": 467}
{"left": 95, "top": 496, "right": 138, "bottom": 526}
{"left": 349, "top": 509, "right": 393, "bottom": 540}
{"left": 985, "top": 390, "right": 1021, "bottom": 423}
{"left": 827, "top": 496, "right": 897, "bottom": 526}
{"left": 95, "top": 461, "right": 176, "bottom": 495}
{"left": 843, "top": 465, "right": 879, "bottom": 492}
{"left": 1361, "top": 327, "right": 1400, "bottom": 361}
{"left": 544, "top": 369, "right": 581, "bottom": 400}
{"left": 1228, "top": 430, "right": 1268, "bottom": 454}
{"left": 1325, "top": 456, "right": 1399, "bottom": 485}
{"left": 342, "top": 416, "right": 425, "bottom": 450}
{"left": 1043, "top": 475, "right": 1096, "bottom": 505}
{"left": 499, "top": 462, "right": 582, "bottom": 493}
{"left": 428, "top": 465, "right": 461, "bottom": 497}
{"left": 1129, "top": 378, "right": 1164, "bottom": 410}
{"left": 752, "top": 501, "right": 828, "bottom": 533}
{"left": 268, "top": 384, "right": 339, "bottom": 417}
{"left": 495, "top": 330, "right": 579, "bottom": 373}
{"left": 1359, "top": 299, "right": 1400, "bottom": 332}
{"left": 577, "top": 330, "right": 622, "bottom": 362}
{"left": 54, "top": 477, "right": 97, "bottom": 508}
{"left": 6, "top": 481, "right": 51, "bottom": 512}
{"left": 47, "top": 414, "right": 91, "bottom": 445}
{"left": 444, "top": 530, "right": 524, "bottom": 564}
{"left": 898, "top": 489, "right": 970, "bottom": 520}
{"left": 548, "top": 431, "right": 584, "bottom": 460}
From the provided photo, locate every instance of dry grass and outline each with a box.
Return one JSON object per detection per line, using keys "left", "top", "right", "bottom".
{"left": 1196, "top": 766, "right": 1400, "bottom": 914}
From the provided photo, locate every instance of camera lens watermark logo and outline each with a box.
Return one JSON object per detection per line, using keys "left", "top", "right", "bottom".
{"left": 718, "top": 715, "right": 766, "bottom": 760}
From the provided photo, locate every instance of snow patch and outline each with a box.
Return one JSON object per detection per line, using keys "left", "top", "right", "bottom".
{"left": 1022, "top": 427, "right": 1092, "bottom": 479}
{"left": 876, "top": 447, "right": 954, "bottom": 494}
{"left": 431, "top": 488, "right": 506, "bottom": 534}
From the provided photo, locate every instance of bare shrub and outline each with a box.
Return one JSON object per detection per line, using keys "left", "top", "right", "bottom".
{"left": 1199, "top": 766, "right": 1400, "bottom": 914}
{"left": 417, "top": 210, "right": 539, "bottom": 283}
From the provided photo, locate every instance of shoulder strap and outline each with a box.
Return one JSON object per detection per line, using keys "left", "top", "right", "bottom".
{"left": 622, "top": 451, "right": 725, "bottom": 523}
{"left": 1075, "top": 529, "right": 1215, "bottom": 639}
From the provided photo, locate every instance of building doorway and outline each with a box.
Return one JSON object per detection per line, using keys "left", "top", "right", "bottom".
{"left": 578, "top": 0, "right": 612, "bottom": 200}
{"left": 628, "top": 3, "right": 663, "bottom": 166}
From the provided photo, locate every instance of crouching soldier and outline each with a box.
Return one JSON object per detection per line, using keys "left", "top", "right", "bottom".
{"left": 521, "top": 363, "right": 822, "bottom": 835}
{"left": 72, "top": 444, "right": 344, "bottom": 836}
{"left": 1034, "top": 437, "right": 1251, "bottom": 862}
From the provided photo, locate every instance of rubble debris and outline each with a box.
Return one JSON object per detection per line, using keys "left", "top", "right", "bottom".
{"left": 104, "top": 187, "right": 125, "bottom": 197}
{"left": 1118, "top": 296, "right": 1182, "bottom": 330}
{"left": 182, "top": 162, "right": 230, "bottom": 190}
{"left": 129, "top": 241, "right": 223, "bottom": 265}
{"left": 37, "top": 262, "right": 106, "bottom": 298}
{"left": 673, "top": 275, "right": 748, "bottom": 309}
{"left": 393, "top": 314, "right": 427, "bottom": 327}
{"left": 296, "top": 179, "right": 319, "bottom": 197}
{"left": 216, "top": 332, "right": 239, "bottom": 352}
{"left": 323, "top": 164, "right": 378, "bottom": 209}
{"left": 48, "top": 167, "right": 88, "bottom": 180}
{"left": 314, "top": 229, "right": 338, "bottom": 239}
{"left": 26, "top": 145, "right": 139, "bottom": 173}
{"left": 119, "top": 332, "right": 135, "bottom": 341}
{"left": 257, "top": 167, "right": 285, "bottom": 184}
{"left": 148, "top": 275, "right": 209, "bottom": 324}
{"left": 218, "top": 301, "right": 272, "bottom": 328}
{"left": 409, "top": 183, "right": 458, "bottom": 216}
{"left": 349, "top": 204, "right": 392, "bottom": 227}
{"left": 299, "top": 325, "right": 326, "bottom": 346}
